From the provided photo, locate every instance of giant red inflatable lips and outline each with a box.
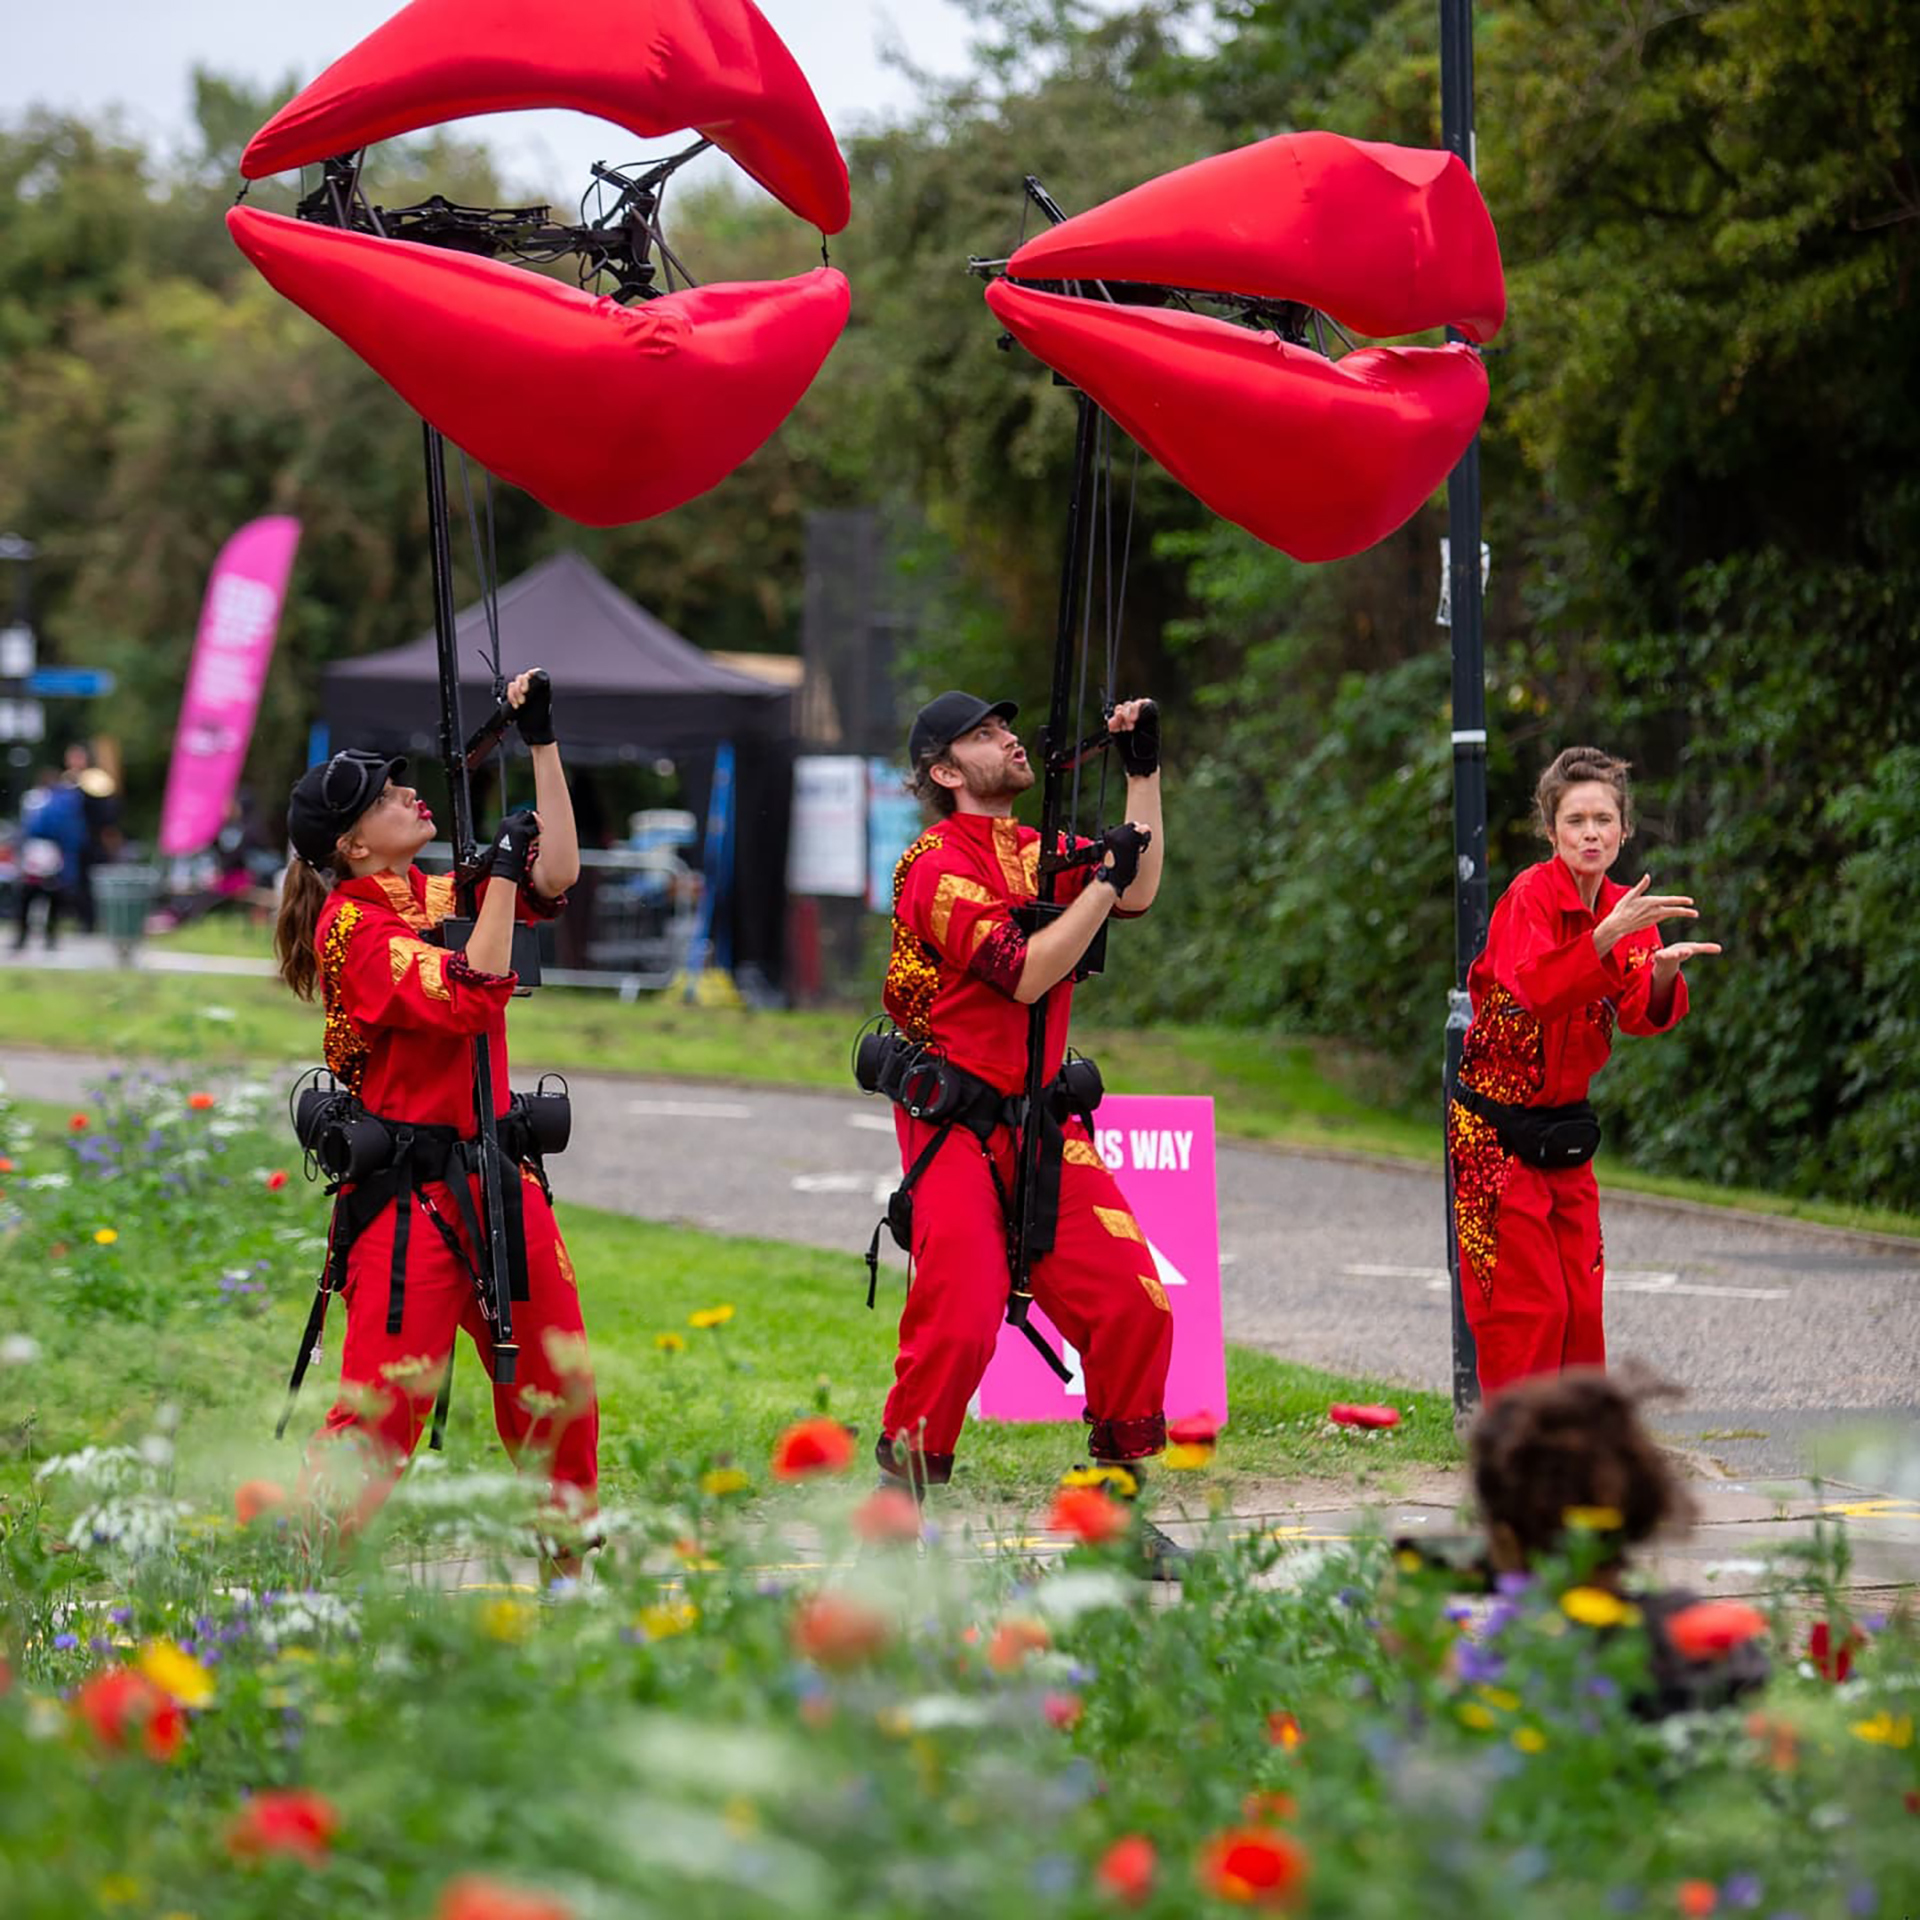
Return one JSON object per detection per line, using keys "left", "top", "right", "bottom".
{"left": 986, "top": 133, "right": 1506, "bottom": 563}
{"left": 230, "top": 207, "right": 850, "bottom": 527}
{"left": 241, "top": 0, "right": 849, "bottom": 235}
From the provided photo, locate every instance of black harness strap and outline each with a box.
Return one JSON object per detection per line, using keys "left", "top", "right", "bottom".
{"left": 866, "top": 1120, "right": 957, "bottom": 1308}
{"left": 384, "top": 1126, "right": 418, "bottom": 1335}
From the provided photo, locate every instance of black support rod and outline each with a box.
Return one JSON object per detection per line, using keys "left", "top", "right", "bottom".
{"left": 421, "top": 422, "right": 517, "bottom": 1387}
{"left": 1440, "top": 0, "right": 1488, "bottom": 1423}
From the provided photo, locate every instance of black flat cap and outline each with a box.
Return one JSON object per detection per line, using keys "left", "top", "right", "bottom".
{"left": 908, "top": 691, "right": 1019, "bottom": 767}
{"left": 287, "top": 749, "right": 408, "bottom": 869}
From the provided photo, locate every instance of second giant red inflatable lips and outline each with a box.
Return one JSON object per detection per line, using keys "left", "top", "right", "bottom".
{"left": 231, "top": 0, "right": 852, "bottom": 526}
{"left": 986, "top": 132, "right": 1508, "bottom": 564}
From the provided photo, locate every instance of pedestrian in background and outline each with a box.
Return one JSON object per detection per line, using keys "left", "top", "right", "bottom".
{"left": 12, "top": 766, "right": 84, "bottom": 951}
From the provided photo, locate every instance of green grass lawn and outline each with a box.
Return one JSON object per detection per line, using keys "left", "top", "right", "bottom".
{"left": 0, "top": 1094, "right": 1459, "bottom": 1524}
{"left": 4, "top": 940, "right": 1914, "bottom": 1238}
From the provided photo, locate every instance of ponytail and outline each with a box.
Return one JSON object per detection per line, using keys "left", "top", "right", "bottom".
{"left": 275, "top": 858, "right": 334, "bottom": 1001}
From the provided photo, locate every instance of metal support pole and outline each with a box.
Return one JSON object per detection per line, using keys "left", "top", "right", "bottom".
{"left": 1440, "top": 0, "right": 1489, "bottom": 1424}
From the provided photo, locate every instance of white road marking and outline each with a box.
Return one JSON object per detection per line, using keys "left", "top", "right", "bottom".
{"left": 1340, "top": 1263, "right": 1790, "bottom": 1302}
{"left": 626, "top": 1099, "right": 754, "bottom": 1120}
{"left": 791, "top": 1173, "right": 894, "bottom": 1203}
{"left": 847, "top": 1113, "right": 897, "bottom": 1133}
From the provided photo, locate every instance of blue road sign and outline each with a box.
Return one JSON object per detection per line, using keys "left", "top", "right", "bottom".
{"left": 26, "top": 667, "right": 116, "bottom": 698}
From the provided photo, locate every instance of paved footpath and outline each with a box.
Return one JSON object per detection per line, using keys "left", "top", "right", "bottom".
{"left": 4, "top": 1045, "right": 1914, "bottom": 1487}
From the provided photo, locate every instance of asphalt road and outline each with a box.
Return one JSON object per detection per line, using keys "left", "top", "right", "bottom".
{"left": 5, "top": 1049, "right": 1914, "bottom": 1477}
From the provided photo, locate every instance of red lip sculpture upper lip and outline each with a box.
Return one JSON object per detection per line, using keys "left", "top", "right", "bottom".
{"left": 229, "top": 0, "right": 852, "bottom": 528}
{"left": 984, "top": 132, "right": 1506, "bottom": 564}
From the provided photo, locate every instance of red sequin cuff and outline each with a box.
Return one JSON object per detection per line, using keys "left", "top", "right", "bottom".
{"left": 967, "top": 920, "right": 1028, "bottom": 997}
{"left": 1088, "top": 1411, "right": 1167, "bottom": 1463}
{"left": 446, "top": 950, "right": 517, "bottom": 990}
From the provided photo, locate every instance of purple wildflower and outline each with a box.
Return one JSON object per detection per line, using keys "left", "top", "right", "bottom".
{"left": 1721, "top": 1875, "right": 1762, "bottom": 1910}
{"left": 1494, "top": 1571, "right": 1534, "bottom": 1596}
{"left": 52, "top": 1632, "right": 78, "bottom": 1651}
{"left": 1457, "top": 1641, "right": 1505, "bottom": 1685}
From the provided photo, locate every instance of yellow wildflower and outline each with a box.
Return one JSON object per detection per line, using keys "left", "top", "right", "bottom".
{"left": 1476, "top": 1686, "right": 1521, "bottom": 1713}
{"left": 1162, "top": 1443, "right": 1214, "bottom": 1472}
{"left": 478, "top": 1597, "right": 536, "bottom": 1643}
{"left": 1058, "top": 1464, "right": 1138, "bottom": 1499}
{"left": 1512, "top": 1726, "right": 1548, "bottom": 1754}
{"left": 92, "top": 1227, "right": 119, "bottom": 1246}
{"left": 1561, "top": 1586, "right": 1636, "bottom": 1628}
{"left": 1562, "top": 1506, "right": 1624, "bottom": 1532}
{"left": 688, "top": 1304, "right": 736, "bottom": 1330}
{"left": 636, "top": 1601, "right": 699, "bottom": 1641}
{"left": 1456, "top": 1702, "right": 1495, "bottom": 1730}
{"left": 1849, "top": 1711, "right": 1913, "bottom": 1748}
{"left": 138, "top": 1639, "right": 215, "bottom": 1709}
{"left": 655, "top": 1332, "right": 688, "bottom": 1353}
{"left": 701, "top": 1467, "right": 750, "bottom": 1497}
{"left": 95, "top": 1875, "right": 142, "bottom": 1906}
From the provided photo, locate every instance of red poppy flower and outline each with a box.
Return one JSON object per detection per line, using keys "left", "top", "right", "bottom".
{"left": 0, "top": 1654, "right": 12, "bottom": 1695}
{"left": 266, "top": 1169, "right": 289, "bottom": 1192}
{"left": 1096, "top": 1834, "right": 1156, "bottom": 1905}
{"left": 1676, "top": 1880, "right": 1716, "bottom": 1917}
{"left": 69, "top": 1113, "right": 89, "bottom": 1132}
{"left": 436, "top": 1873, "right": 575, "bottom": 1920}
{"left": 1043, "top": 1691, "right": 1083, "bottom": 1730}
{"left": 1665, "top": 1601, "right": 1768, "bottom": 1662}
{"left": 1328, "top": 1403, "right": 1399, "bottom": 1429}
{"left": 851, "top": 1486, "right": 922, "bottom": 1544}
{"left": 1049, "top": 1486, "right": 1131, "bottom": 1546}
{"left": 791, "top": 1592, "right": 891, "bottom": 1670}
{"left": 988, "top": 1617, "right": 1052, "bottom": 1673}
{"left": 0, "top": 1155, "right": 15, "bottom": 1173}
{"left": 1198, "top": 1826, "right": 1310, "bottom": 1906}
{"left": 1266, "top": 1710, "right": 1305, "bottom": 1751}
{"left": 770, "top": 1418, "right": 856, "bottom": 1480}
{"left": 188, "top": 1092, "right": 216, "bottom": 1112}
{"left": 235, "top": 1479, "right": 288, "bottom": 1526}
{"left": 1808, "top": 1619, "right": 1864, "bottom": 1682}
{"left": 74, "top": 1668, "right": 185, "bottom": 1761}
{"left": 225, "top": 1788, "right": 340, "bottom": 1864}
{"left": 1904, "top": 1788, "right": 1920, "bottom": 1817}
{"left": 1168, "top": 1411, "right": 1221, "bottom": 1448}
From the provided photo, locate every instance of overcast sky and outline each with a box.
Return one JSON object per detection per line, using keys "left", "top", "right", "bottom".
{"left": 2, "top": 0, "right": 992, "bottom": 204}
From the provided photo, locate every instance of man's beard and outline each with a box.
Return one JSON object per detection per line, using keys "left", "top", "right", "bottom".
{"left": 961, "top": 758, "right": 1036, "bottom": 803}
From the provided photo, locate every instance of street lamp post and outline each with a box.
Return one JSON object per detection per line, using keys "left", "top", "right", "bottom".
{"left": 1439, "top": 0, "right": 1490, "bottom": 1424}
{"left": 0, "top": 532, "right": 41, "bottom": 810}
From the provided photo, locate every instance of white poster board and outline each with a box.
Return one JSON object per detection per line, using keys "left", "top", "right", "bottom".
{"left": 787, "top": 755, "right": 869, "bottom": 897}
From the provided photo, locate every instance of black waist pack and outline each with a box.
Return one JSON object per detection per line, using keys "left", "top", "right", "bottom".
{"left": 1455, "top": 1086, "right": 1601, "bottom": 1170}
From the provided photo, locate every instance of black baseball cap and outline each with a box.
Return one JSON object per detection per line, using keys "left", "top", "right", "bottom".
{"left": 287, "top": 749, "right": 408, "bottom": 868}
{"left": 907, "top": 691, "right": 1019, "bottom": 767}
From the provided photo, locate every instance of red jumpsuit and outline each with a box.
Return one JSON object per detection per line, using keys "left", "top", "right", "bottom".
{"left": 308, "top": 867, "right": 598, "bottom": 1526}
{"left": 878, "top": 812, "right": 1173, "bottom": 1484}
{"left": 1449, "top": 857, "right": 1689, "bottom": 1397}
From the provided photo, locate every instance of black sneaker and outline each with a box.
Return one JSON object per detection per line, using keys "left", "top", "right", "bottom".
{"left": 1135, "top": 1516, "right": 1193, "bottom": 1583}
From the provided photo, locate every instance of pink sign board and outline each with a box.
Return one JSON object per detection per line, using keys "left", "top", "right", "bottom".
{"left": 159, "top": 516, "right": 302, "bottom": 856}
{"left": 976, "top": 1094, "right": 1228, "bottom": 1431}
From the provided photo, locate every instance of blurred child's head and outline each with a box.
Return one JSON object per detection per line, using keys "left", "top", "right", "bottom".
{"left": 1470, "top": 1366, "right": 1690, "bottom": 1574}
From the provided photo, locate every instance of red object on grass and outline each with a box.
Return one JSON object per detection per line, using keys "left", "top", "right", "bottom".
{"left": 239, "top": 0, "right": 849, "bottom": 234}
{"left": 1807, "top": 1618, "right": 1864, "bottom": 1682}
{"left": 1168, "top": 1411, "right": 1221, "bottom": 1448}
{"left": 1328, "top": 1403, "right": 1400, "bottom": 1429}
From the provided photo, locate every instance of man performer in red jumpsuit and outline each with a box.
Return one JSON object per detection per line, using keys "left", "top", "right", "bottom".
{"left": 873, "top": 690, "right": 1178, "bottom": 1564}
{"left": 274, "top": 671, "right": 597, "bottom": 1559}
{"left": 1449, "top": 746, "right": 1720, "bottom": 1398}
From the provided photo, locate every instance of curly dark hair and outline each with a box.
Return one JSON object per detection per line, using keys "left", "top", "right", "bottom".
{"left": 908, "top": 746, "right": 959, "bottom": 819}
{"left": 1470, "top": 1366, "right": 1691, "bottom": 1565}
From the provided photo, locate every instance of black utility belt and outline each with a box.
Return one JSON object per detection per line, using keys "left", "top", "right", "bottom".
{"left": 853, "top": 1024, "right": 1104, "bottom": 1140}
{"left": 1454, "top": 1085, "right": 1601, "bottom": 1170}
{"left": 294, "top": 1078, "right": 571, "bottom": 1185}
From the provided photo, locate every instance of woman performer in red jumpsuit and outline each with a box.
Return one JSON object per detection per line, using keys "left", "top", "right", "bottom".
{"left": 273, "top": 671, "right": 598, "bottom": 1549}
{"left": 1448, "top": 747, "right": 1720, "bottom": 1398}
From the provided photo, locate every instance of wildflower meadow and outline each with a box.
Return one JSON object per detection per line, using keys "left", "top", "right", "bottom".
{"left": 2, "top": 1074, "right": 1916, "bottom": 1918}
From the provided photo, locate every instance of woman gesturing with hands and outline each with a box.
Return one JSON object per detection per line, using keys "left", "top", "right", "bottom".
{"left": 1446, "top": 747, "right": 1717, "bottom": 1399}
